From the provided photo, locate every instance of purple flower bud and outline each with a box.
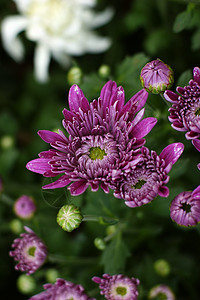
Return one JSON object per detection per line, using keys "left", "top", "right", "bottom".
{"left": 9, "top": 226, "right": 47, "bottom": 275}
{"left": 29, "top": 278, "right": 94, "bottom": 300}
{"left": 170, "top": 185, "right": 200, "bottom": 227}
{"left": 92, "top": 273, "right": 140, "bottom": 300}
{"left": 13, "top": 195, "right": 36, "bottom": 220}
{"left": 140, "top": 59, "right": 174, "bottom": 94}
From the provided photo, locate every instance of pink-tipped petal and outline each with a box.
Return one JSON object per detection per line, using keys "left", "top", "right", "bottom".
{"left": 193, "top": 67, "right": 200, "bottom": 85}
{"left": 158, "top": 186, "right": 169, "bottom": 197}
{"left": 192, "top": 185, "right": 200, "bottom": 199}
{"left": 192, "top": 139, "right": 200, "bottom": 152}
{"left": 68, "top": 180, "right": 89, "bottom": 196}
{"left": 68, "top": 84, "right": 86, "bottom": 112}
{"left": 130, "top": 117, "right": 157, "bottom": 138}
{"left": 26, "top": 158, "right": 51, "bottom": 175}
{"left": 164, "top": 90, "right": 178, "bottom": 103}
{"left": 38, "top": 130, "right": 66, "bottom": 144}
{"left": 159, "top": 143, "right": 184, "bottom": 167}
{"left": 42, "top": 175, "right": 71, "bottom": 189}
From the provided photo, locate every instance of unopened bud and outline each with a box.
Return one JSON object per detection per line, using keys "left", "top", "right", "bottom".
{"left": 17, "top": 274, "right": 35, "bottom": 294}
{"left": 67, "top": 66, "right": 82, "bottom": 85}
{"left": 154, "top": 259, "right": 170, "bottom": 277}
{"left": 57, "top": 204, "right": 83, "bottom": 232}
{"left": 13, "top": 195, "right": 36, "bottom": 220}
{"left": 94, "top": 237, "right": 106, "bottom": 250}
{"left": 140, "top": 59, "right": 174, "bottom": 94}
{"left": 98, "top": 64, "right": 111, "bottom": 79}
{"left": 10, "top": 218, "right": 23, "bottom": 234}
{"left": 46, "top": 268, "right": 59, "bottom": 283}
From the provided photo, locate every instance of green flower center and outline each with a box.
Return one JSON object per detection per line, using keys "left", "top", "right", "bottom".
{"left": 132, "top": 179, "right": 146, "bottom": 189}
{"left": 195, "top": 107, "right": 200, "bottom": 116}
{"left": 28, "top": 246, "right": 36, "bottom": 257}
{"left": 153, "top": 292, "right": 168, "bottom": 300}
{"left": 89, "top": 147, "right": 107, "bottom": 160}
{"left": 181, "top": 203, "right": 191, "bottom": 213}
{"left": 116, "top": 286, "right": 127, "bottom": 296}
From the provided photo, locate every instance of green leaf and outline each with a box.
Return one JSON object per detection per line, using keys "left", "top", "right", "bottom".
{"left": 173, "top": 10, "right": 193, "bottom": 33}
{"left": 101, "top": 233, "right": 131, "bottom": 274}
{"left": 192, "top": 29, "right": 200, "bottom": 50}
{"left": 177, "top": 69, "right": 192, "bottom": 86}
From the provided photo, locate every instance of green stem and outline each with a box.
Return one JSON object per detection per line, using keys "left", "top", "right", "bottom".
{"left": 159, "top": 92, "right": 170, "bottom": 107}
{"left": 0, "top": 193, "right": 14, "bottom": 206}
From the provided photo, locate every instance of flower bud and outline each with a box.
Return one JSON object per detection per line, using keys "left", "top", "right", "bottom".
{"left": 57, "top": 204, "right": 83, "bottom": 232}
{"left": 94, "top": 237, "right": 106, "bottom": 250}
{"left": 10, "top": 218, "right": 23, "bottom": 234}
{"left": 17, "top": 274, "right": 36, "bottom": 294}
{"left": 154, "top": 259, "right": 170, "bottom": 277}
{"left": 45, "top": 268, "right": 59, "bottom": 283}
{"left": 140, "top": 59, "right": 174, "bottom": 94}
{"left": 67, "top": 66, "right": 83, "bottom": 85}
{"left": 98, "top": 64, "right": 111, "bottom": 78}
{"left": 13, "top": 195, "right": 36, "bottom": 220}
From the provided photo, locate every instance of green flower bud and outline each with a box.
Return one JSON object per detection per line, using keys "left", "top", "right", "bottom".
{"left": 9, "top": 219, "right": 23, "bottom": 234}
{"left": 17, "top": 274, "right": 35, "bottom": 294}
{"left": 46, "top": 268, "right": 59, "bottom": 283}
{"left": 57, "top": 204, "right": 83, "bottom": 232}
{"left": 67, "top": 66, "right": 83, "bottom": 85}
{"left": 94, "top": 237, "right": 106, "bottom": 250}
{"left": 98, "top": 64, "right": 111, "bottom": 79}
{"left": 154, "top": 259, "right": 170, "bottom": 277}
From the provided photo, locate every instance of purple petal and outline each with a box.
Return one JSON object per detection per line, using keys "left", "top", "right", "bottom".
{"left": 158, "top": 186, "right": 169, "bottom": 197}
{"left": 100, "top": 80, "right": 117, "bottom": 109}
{"left": 120, "top": 89, "right": 148, "bottom": 119}
{"left": 185, "top": 131, "right": 200, "bottom": 140}
{"left": 192, "top": 185, "right": 200, "bottom": 199}
{"left": 164, "top": 90, "right": 178, "bottom": 103}
{"left": 68, "top": 84, "right": 86, "bottom": 112}
{"left": 62, "top": 108, "right": 76, "bottom": 122}
{"left": 198, "top": 163, "right": 200, "bottom": 170}
{"left": 159, "top": 143, "right": 184, "bottom": 167}
{"left": 38, "top": 130, "right": 66, "bottom": 144}
{"left": 26, "top": 158, "right": 51, "bottom": 174}
{"left": 39, "top": 150, "right": 57, "bottom": 159}
{"left": 192, "top": 139, "right": 200, "bottom": 152}
{"left": 42, "top": 175, "right": 71, "bottom": 189}
{"left": 130, "top": 117, "right": 157, "bottom": 138}
{"left": 68, "top": 180, "right": 89, "bottom": 196}
{"left": 193, "top": 67, "right": 200, "bottom": 85}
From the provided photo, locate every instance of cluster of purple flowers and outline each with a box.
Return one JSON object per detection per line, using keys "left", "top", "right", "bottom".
{"left": 26, "top": 80, "right": 183, "bottom": 208}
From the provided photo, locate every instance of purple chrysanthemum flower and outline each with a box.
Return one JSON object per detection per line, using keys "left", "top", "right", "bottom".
{"left": 164, "top": 67, "right": 200, "bottom": 140}
{"left": 14, "top": 195, "right": 36, "bottom": 219}
{"left": 111, "top": 143, "right": 184, "bottom": 207}
{"left": 149, "top": 284, "right": 175, "bottom": 300}
{"left": 26, "top": 81, "right": 157, "bottom": 195}
{"left": 92, "top": 273, "right": 140, "bottom": 300}
{"left": 29, "top": 278, "right": 94, "bottom": 300}
{"left": 140, "top": 59, "right": 174, "bottom": 94}
{"left": 9, "top": 226, "right": 47, "bottom": 275}
{"left": 170, "top": 185, "right": 200, "bottom": 226}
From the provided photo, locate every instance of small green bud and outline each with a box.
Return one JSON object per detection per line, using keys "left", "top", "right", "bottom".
{"left": 17, "top": 274, "right": 35, "bottom": 294}
{"left": 0, "top": 135, "right": 14, "bottom": 149}
{"left": 46, "top": 268, "right": 59, "bottom": 283}
{"left": 154, "top": 259, "right": 170, "bottom": 277}
{"left": 9, "top": 219, "right": 23, "bottom": 234}
{"left": 94, "top": 237, "right": 106, "bottom": 250}
{"left": 67, "top": 66, "right": 83, "bottom": 85}
{"left": 106, "top": 225, "right": 117, "bottom": 236}
{"left": 57, "top": 204, "right": 83, "bottom": 232}
{"left": 98, "top": 64, "right": 111, "bottom": 78}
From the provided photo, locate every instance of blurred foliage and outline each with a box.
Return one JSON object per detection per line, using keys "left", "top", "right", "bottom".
{"left": 0, "top": 0, "right": 200, "bottom": 299}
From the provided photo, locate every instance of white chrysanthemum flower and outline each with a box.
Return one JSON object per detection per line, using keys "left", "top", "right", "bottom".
{"left": 1, "top": 0, "right": 113, "bottom": 82}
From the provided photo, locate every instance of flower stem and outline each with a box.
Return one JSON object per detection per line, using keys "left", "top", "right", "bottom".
{"left": 0, "top": 193, "right": 14, "bottom": 206}
{"left": 159, "top": 93, "right": 170, "bottom": 107}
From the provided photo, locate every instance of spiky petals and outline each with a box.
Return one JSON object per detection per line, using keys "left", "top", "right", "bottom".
{"left": 164, "top": 67, "right": 200, "bottom": 140}
{"left": 26, "top": 81, "right": 156, "bottom": 195}
{"left": 112, "top": 143, "right": 184, "bottom": 207}
{"left": 29, "top": 278, "right": 94, "bottom": 300}
{"left": 92, "top": 274, "right": 140, "bottom": 300}
{"left": 9, "top": 226, "right": 47, "bottom": 275}
{"left": 170, "top": 185, "right": 200, "bottom": 226}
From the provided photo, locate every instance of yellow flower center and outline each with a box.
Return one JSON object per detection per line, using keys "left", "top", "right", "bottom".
{"left": 28, "top": 246, "right": 36, "bottom": 257}
{"left": 116, "top": 286, "right": 127, "bottom": 296}
{"left": 132, "top": 179, "right": 146, "bottom": 189}
{"left": 89, "top": 147, "right": 107, "bottom": 160}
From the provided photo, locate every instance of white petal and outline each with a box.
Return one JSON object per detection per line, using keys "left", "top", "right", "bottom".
{"left": 1, "top": 16, "right": 27, "bottom": 61}
{"left": 81, "top": 33, "right": 111, "bottom": 53}
{"left": 88, "top": 8, "right": 114, "bottom": 28}
{"left": 14, "top": 0, "right": 32, "bottom": 13}
{"left": 52, "top": 51, "right": 71, "bottom": 67}
{"left": 76, "top": 0, "right": 96, "bottom": 7}
{"left": 34, "top": 43, "right": 51, "bottom": 83}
